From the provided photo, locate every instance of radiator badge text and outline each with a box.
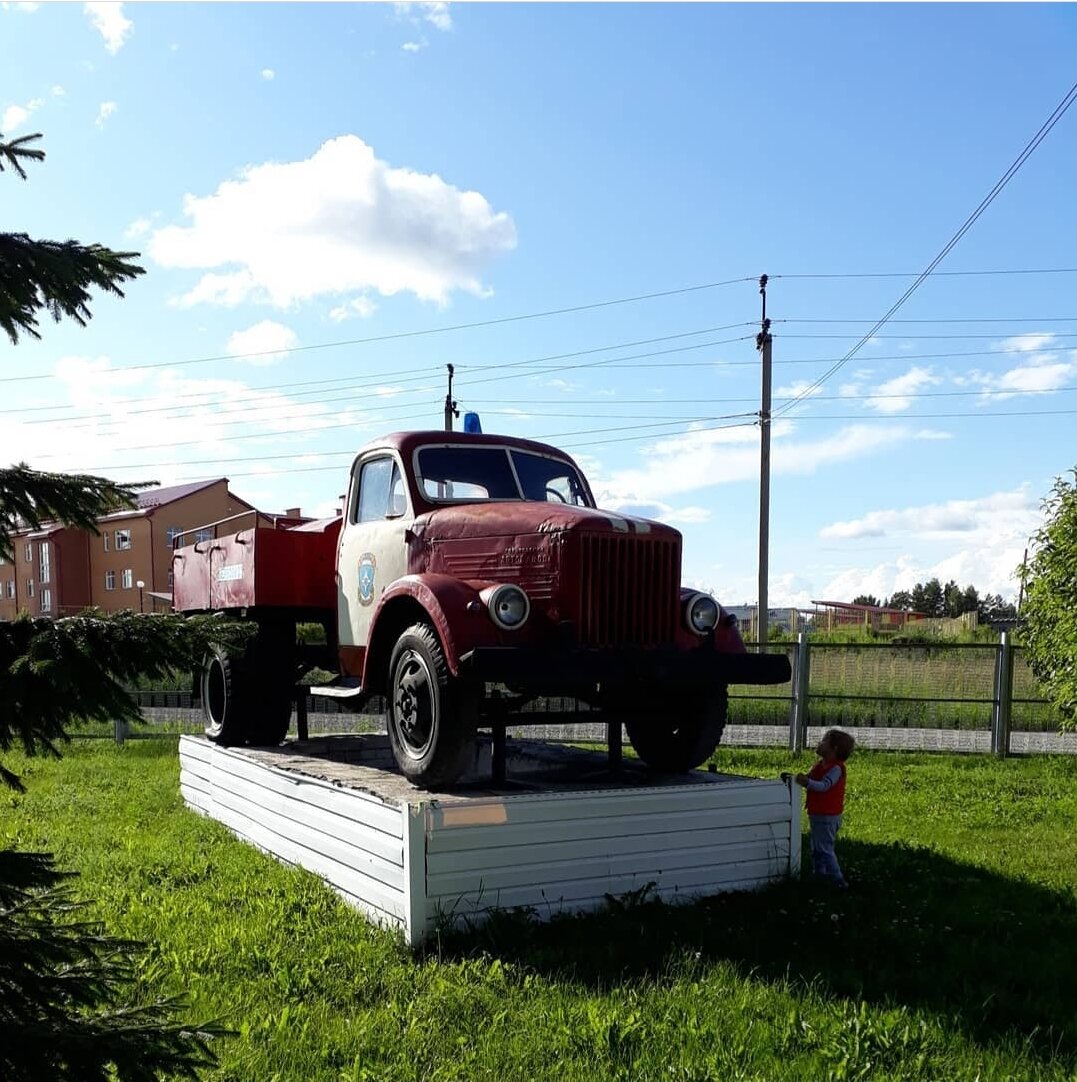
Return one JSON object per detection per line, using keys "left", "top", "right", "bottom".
{"left": 216, "top": 564, "right": 243, "bottom": 582}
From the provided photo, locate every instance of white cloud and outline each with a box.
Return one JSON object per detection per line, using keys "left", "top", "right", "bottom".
{"left": 52, "top": 85, "right": 66, "bottom": 96}
{"left": 593, "top": 421, "right": 924, "bottom": 509}
{"left": 819, "top": 486, "right": 1040, "bottom": 543}
{"left": 150, "top": 135, "right": 516, "bottom": 310}
{"left": 225, "top": 320, "right": 299, "bottom": 365}
{"left": 863, "top": 366, "right": 941, "bottom": 413}
{"left": 261, "top": 68, "right": 275, "bottom": 80}
{"left": 95, "top": 100, "right": 117, "bottom": 128}
{"left": 775, "top": 379, "right": 822, "bottom": 400}
{"left": 2, "top": 97, "right": 42, "bottom": 134}
{"left": 2, "top": 105, "right": 29, "bottom": 133}
{"left": 603, "top": 498, "right": 712, "bottom": 525}
{"left": 402, "top": 39, "right": 427, "bottom": 52}
{"left": 84, "top": 2, "right": 133, "bottom": 54}
{"left": 1, "top": 2, "right": 40, "bottom": 11}
{"left": 328, "top": 294, "right": 378, "bottom": 322}
{"left": 997, "top": 332, "right": 1056, "bottom": 354}
{"left": 395, "top": 2, "right": 452, "bottom": 31}
{"left": 958, "top": 335, "right": 1077, "bottom": 401}
{"left": 124, "top": 216, "right": 153, "bottom": 239}
{"left": 0, "top": 356, "right": 372, "bottom": 491}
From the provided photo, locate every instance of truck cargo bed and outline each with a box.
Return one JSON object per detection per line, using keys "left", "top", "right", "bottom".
{"left": 172, "top": 518, "right": 341, "bottom": 612}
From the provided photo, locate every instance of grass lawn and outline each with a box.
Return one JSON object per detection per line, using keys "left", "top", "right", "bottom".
{"left": 3, "top": 740, "right": 1077, "bottom": 1081}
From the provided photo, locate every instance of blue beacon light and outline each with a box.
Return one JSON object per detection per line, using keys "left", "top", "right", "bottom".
{"left": 463, "top": 411, "right": 483, "bottom": 434}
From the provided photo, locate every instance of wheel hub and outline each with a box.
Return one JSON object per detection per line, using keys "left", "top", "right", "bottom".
{"left": 393, "top": 650, "right": 434, "bottom": 757}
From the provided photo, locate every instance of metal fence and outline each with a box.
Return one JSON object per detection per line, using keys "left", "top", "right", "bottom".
{"left": 109, "top": 632, "right": 1074, "bottom": 755}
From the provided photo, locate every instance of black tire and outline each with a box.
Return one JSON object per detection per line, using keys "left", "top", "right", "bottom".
{"left": 245, "top": 629, "right": 295, "bottom": 747}
{"left": 622, "top": 685, "right": 729, "bottom": 772}
{"left": 201, "top": 647, "right": 253, "bottom": 745}
{"left": 387, "top": 623, "right": 477, "bottom": 788}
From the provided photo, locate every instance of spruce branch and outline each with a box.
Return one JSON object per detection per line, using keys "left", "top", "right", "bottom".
{"left": 0, "top": 132, "right": 45, "bottom": 179}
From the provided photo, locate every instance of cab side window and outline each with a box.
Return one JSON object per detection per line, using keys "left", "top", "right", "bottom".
{"left": 355, "top": 458, "right": 406, "bottom": 522}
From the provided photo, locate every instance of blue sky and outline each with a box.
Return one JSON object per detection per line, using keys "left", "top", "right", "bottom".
{"left": 2, "top": 2, "right": 1076, "bottom": 608}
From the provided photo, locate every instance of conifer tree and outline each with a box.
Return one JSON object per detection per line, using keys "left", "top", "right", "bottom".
{"left": 0, "top": 132, "right": 144, "bottom": 344}
{"left": 1, "top": 132, "right": 241, "bottom": 1078}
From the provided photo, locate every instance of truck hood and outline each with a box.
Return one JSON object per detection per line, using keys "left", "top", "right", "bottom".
{"left": 412, "top": 501, "right": 680, "bottom": 543}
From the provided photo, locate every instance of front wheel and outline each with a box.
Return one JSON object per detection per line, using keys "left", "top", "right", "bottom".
{"left": 622, "top": 685, "right": 729, "bottom": 773}
{"left": 387, "top": 623, "right": 477, "bottom": 788}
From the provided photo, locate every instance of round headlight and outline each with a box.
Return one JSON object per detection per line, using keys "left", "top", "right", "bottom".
{"left": 686, "top": 593, "right": 720, "bottom": 634}
{"left": 486, "top": 584, "right": 530, "bottom": 630}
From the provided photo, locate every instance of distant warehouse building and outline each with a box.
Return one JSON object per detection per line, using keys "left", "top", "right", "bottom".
{"left": 810, "top": 599, "right": 927, "bottom": 634}
{"left": 0, "top": 478, "right": 291, "bottom": 620}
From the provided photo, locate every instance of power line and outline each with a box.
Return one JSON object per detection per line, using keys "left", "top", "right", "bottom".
{"left": 3, "top": 323, "right": 753, "bottom": 423}
{"left": 778, "top": 316, "right": 1077, "bottom": 324}
{"left": 778, "top": 332, "right": 1077, "bottom": 340}
{"left": 773, "top": 268, "right": 1077, "bottom": 280}
{"left": 0, "top": 276, "right": 757, "bottom": 385}
{"left": 42, "top": 392, "right": 1077, "bottom": 477}
{"left": 774, "top": 77, "right": 1077, "bottom": 418}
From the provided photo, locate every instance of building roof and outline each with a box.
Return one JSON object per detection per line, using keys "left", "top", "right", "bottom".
{"left": 136, "top": 479, "right": 224, "bottom": 509}
{"left": 811, "top": 599, "right": 923, "bottom": 615}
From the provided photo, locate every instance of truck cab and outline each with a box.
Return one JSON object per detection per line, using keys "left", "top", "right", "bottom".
{"left": 174, "top": 430, "right": 790, "bottom": 788}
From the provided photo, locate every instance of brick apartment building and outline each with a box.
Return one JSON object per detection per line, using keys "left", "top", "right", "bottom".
{"left": 0, "top": 478, "right": 285, "bottom": 620}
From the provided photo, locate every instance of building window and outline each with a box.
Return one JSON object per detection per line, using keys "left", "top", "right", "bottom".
{"left": 122, "top": 569, "right": 133, "bottom": 590}
{"left": 105, "top": 571, "right": 116, "bottom": 591}
{"left": 167, "top": 570, "right": 174, "bottom": 588}
{"left": 103, "top": 532, "right": 110, "bottom": 552}
{"left": 166, "top": 526, "right": 183, "bottom": 549}
{"left": 25, "top": 543, "right": 32, "bottom": 563}
{"left": 195, "top": 527, "right": 213, "bottom": 544}
{"left": 115, "top": 529, "right": 132, "bottom": 551}
{"left": 40, "top": 588, "right": 52, "bottom": 613}
{"left": 5, "top": 581, "right": 14, "bottom": 600}
{"left": 39, "top": 545, "right": 50, "bottom": 584}
{"left": 26, "top": 579, "right": 34, "bottom": 598}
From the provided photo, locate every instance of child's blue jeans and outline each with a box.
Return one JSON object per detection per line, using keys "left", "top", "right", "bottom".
{"left": 809, "top": 814, "right": 845, "bottom": 884}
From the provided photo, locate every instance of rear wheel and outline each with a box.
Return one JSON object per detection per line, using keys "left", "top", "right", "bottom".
{"left": 202, "top": 646, "right": 253, "bottom": 745}
{"left": 387, "top": 623, "right": 477, "bottom": 788}
{"left": 622, "top": 685, "right": 729, "bottom": 772}
{"left": 201, "top": 623, "right": 296, "bottom": 747}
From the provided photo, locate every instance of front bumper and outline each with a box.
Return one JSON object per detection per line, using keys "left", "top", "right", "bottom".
{"left": 458, "top": 642, "right": 791, "bottom": 691}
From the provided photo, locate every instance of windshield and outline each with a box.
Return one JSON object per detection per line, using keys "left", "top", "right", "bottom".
{"left": 416, "top": 446, "right": 592, "bottom": 507}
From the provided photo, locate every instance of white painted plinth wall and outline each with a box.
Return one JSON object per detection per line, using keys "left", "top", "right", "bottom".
{"left": 179, "top": 736, "right": 800, "bottom": 947}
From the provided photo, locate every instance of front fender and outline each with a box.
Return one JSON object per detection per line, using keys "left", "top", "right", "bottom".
{"left": 364, "top": 574, "right": 504, "bottom": 682}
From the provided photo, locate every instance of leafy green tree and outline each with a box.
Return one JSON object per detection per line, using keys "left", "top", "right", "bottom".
{"left": 851, "top": 594, "right": 880, "bottom": 607}
{"left": 1021, "top": 468, "right": 1077, "bottom": 730}
{"left": 1, "top": 132, "right": 241, "bottom": 1078}
{"left": 910, "top": 579, "right": 945, "bottom": 617}
{"left": 979, "top": 593, "right": 1018, "bottom": 625}
{"left": 961, "top": 584, "right": 980, "bottom": 616}
{"left": 887, "top": 589, "right": 914, "bottom": 611}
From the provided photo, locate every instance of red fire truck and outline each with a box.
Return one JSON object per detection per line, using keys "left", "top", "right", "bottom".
{"left": 172, "top": 430, "right": 790, "bottom": 787}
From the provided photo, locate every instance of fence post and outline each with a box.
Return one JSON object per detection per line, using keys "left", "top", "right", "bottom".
{"left": 789, "top": 633, "right": 811, "bottom": 752}
{"left": 113, "top": 716, "right": 127, "bottom": 746}
{"left": 992, "top": 631, "right": 1013, "bottom": 757}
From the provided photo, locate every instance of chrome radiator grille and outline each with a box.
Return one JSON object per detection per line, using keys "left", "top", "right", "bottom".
{"left": 577, "top": 533, "right": 679, "bottom": 647}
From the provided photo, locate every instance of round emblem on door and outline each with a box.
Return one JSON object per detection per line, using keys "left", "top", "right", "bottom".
{"left": 358, "top": 553, "right": 377, "bottom": 605}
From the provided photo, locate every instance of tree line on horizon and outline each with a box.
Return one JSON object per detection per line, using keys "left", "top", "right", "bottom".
{"left": 850, "top": 579, "right": 1018, "bottom": 623}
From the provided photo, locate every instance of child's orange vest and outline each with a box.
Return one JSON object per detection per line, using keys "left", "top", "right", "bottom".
{"left": 805, "top": 758, "right": 846, "bottom": 815}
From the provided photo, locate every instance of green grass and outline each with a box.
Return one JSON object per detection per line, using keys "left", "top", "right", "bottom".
{"left": 4, "top": 742, "right": 1077, "bottom": 1081}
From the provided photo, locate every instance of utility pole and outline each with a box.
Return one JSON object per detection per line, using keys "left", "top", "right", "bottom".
{"left": 444, "top": 364, "right": 458, "bottom": 432}
{"left": 756, "top": 275, "right": 772, "bottom": 653}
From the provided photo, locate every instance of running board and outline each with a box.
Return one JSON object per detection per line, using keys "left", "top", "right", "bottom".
{"left": 309, "top": 678, "right": 365, "bottom": 700}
